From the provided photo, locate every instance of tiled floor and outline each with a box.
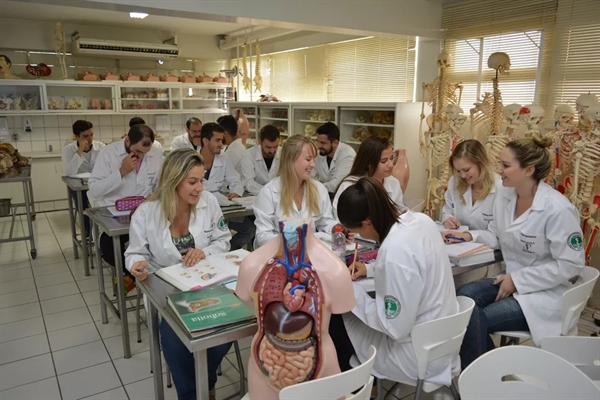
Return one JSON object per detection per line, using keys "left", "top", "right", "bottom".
{"left": 0, "top": 210, "right": 545, "bottom": 400}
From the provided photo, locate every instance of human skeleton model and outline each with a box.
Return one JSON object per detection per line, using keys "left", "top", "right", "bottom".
{"left": 419, "top": 51, "right": 463, "bottom": 217}
{"left": 241, "top": 43, "right": 251, "bottom": 92}
{"left": 570, "top": 105, "right": 600, "bottom": 262}
{"left": 575, "top": 93, "right": 600, "bottom": 137}
{"left": 503, "top": 103, "right": 523, "bottom": 138}
{"left": 550, "top": 104, "right": 578, "bottom": 188}
{"left": 518, "top": 104, "right": 545, "bottom": 139}
{"left": 54, "top": 22, "right": 68, "bottom": 79}
{"left": 253, "top": 41, "right": 262, "bottom": 92}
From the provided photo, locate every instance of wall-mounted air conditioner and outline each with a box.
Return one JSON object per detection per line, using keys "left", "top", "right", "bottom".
{"left": 71, "top": 38, "right": 179, "bottom": 59}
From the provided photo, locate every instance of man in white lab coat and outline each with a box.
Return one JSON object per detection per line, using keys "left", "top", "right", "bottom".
{"left": 61, "top": 119, "right": 105, "bottom": 236}
{"left": 89, "top": 124, "right": 163, "bottom": 282}
{"left": 312, "top": 122, "right": 356, "bottom": 197}
{"left": 129, "top": 117, "right": 163, "bottom": 154}
{"left": 218, "top": 114, "right": 246, "bottom": 176}
{"left": 240, "top": 124, "right": 281, "bottom": 195}
{"left": 170, "top": 117, "right": 202, "bottom": 151}
{"left": 199, "top": 122, "right": 255, "bottom": 250}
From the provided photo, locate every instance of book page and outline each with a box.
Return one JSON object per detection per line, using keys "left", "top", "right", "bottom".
{"left": 212, "top": 192, "right": 236, "bottom": 207}
{"left": 445, "top": 242, "right": 489, "bottom": 258}
{"left": 231, "top": 196, "right": 256, "bottom": 208}
{"left": 437, "top": 223, "right": 469, "bottom": 233}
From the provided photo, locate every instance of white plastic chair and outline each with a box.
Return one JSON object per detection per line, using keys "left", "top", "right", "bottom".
{"left": 495, "top": 266, "right": 600, "bottom": 345}
{"left": 541, "top": 336, "right": 600, "bottom": 384}
{"left": 458, "top": 346, "right": 600, "bottom": 399}
{"left": 405, "top": 198, "right": 425, "bottom": 212}
{"left": 240, "top": 346, "right": 377, "bottom": 400}
{"left": 366, "top": 296, "right": 475, "bottom": 400}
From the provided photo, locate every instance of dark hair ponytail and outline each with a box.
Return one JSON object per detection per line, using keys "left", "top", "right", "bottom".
{"left": 337, "top": 177, "right": 401, "bottom": 243}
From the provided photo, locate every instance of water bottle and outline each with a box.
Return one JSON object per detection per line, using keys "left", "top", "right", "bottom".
{"left": 331, "top": 225, "right": 346, "bottom": 258}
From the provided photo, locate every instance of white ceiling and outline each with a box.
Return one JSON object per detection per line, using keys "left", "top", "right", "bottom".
{"left": 0, "top": 0, "right": 257, "bottom": 36}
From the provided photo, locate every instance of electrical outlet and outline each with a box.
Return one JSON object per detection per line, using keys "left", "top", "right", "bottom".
{"left": 23, "top": 117, "right": 33, "bottom": 134}
{"left": 12, "top": 132, "right": 19, "bottom": 141}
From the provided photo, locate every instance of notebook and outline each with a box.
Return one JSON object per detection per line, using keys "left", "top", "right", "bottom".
{"left": 437, "top": 223, "right": 470, "bottom": 233}
{"left": 445, "top": 242, "right": 495, "bottom": 267}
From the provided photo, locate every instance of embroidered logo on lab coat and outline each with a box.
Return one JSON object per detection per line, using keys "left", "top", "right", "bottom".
{"left": 384, "top": 295, "right": 401, "bottom": 319}
{"left": 568, "top": 232, "right": 583, "bottom": 251}
{"left": 218, "top": 216, "right": 228, "bottom": 231}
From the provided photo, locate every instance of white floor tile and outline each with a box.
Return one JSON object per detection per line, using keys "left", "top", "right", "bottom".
{"left": 35, "top": 271, "right": 75, "bottom": 288}
{"left": 0, "top": 289, "right": 38, "bottom": 309}
{"left": 215, "top": 358, "right": 242, "bottom": 389}
{"left": 0, "top": 303, "right": 42, "bottom": 325}
{"left": 38, "top": 281, "right": 79, "bottom": 300}
{"left": 104, "top": 329, "right": 150, "bottom": 360}
{"left": 81, "top": 386, "right": 130, "bottom": 400}
{"left": 0, "top": 333, "right": 50, "bottom": 365}
{"left": 29, "top": 240, "right": 61, "bottom": 251}
{"left": 0, "top": 268, "right": 33, "bottom": 283}
{"left": 216, "top": 382, "right": 242, "bottom": 400}
{"left": 44, "top": 306, "right": 93, "bottom": 332}
{"left": 82, "top": 290, "right": 102, "bottom": 306}
{"left": 58, "top": 361, "right": 122, "bottom": 400}
{"left": 0, "top": 316, "right": 46, "bottom": 343}
{"left": 0, "top": 277, "right": 36, "bottom": 295}
{"left": 87, "top": 304, "right": 105, "bottom": 321}
{"left": 113, "top": 350, "right": 154, "bottom": 385}
{"left": 41, "top": 294, "right": 86, "bottom": 315}
{"left": 0, "top": 353, "right": 55, "bottom": 391}
{"left": 32, "top": 262, "right": 70, "bottom": 277}
{"left": 77, "top": 278, "right": 100, "bottom": 293}
{"left": 0, "top": 242, "right": 28, "bottom": 254}
{"left": 70, "top": 267, "right": 98, "bottom": 281}
{"left": 95, "top": 316, "right": 141, "bottom": 339}
{"left": 0, "top": 260, "right": 31, "bottom": 273}
{"left": 0, "top": 252, "right": 30, "bottom": 265}
{"left": 31, "top": 254, "right": 66, "bottom": 268}
{"left": 124, "top": 373, "right": 179, "bottom": 400}
{"left": 54, "top": 340, "right": 110, "bottom": 375}
{"left": 0, "top": 377, "right": 61, "bottom": 400}
{"left": 47, "top": 322, "right": 102, "bottom": 352}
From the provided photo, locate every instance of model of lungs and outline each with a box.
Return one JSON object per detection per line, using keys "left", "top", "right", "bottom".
{"left": 235, "top": 218, "right": 355, "bottom": 400}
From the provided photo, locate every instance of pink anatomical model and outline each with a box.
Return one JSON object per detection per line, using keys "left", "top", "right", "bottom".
{"left": 236, "top": 218, "right": 355, "bottom": 400}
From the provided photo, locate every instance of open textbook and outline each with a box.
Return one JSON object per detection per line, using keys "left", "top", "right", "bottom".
{"left": 445, "top": 242, "right": 494, "bottom": 267}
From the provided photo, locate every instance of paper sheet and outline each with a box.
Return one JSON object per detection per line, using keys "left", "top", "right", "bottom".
{"left": 444, "top": 242, "right": 490, "bottom": 258}
{"left": 212, "top": 192, "right": 236, "bottom": 207}
{"left": 69, "top": 172, "right": 92, "bottom": 179}
{"left": 107, "top": 206, "right": 131, "bottom": 216}
{"left": 437, "top": 223, "right": 469, "bottom": 233}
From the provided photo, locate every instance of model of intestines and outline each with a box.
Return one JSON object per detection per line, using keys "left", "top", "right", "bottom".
{"left": 235, "top": 218, "right": 354, "bottom": 400}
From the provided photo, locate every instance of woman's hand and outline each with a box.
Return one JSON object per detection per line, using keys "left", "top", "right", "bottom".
{"left": 131, "top": 261, "right": 149, "bottom": 281}
{"left": 349, "top": 261, "right": 367, "bottom": 281}
{"left": 493, "top": 274, "right": 516, "bottom": 301}
{"left": 443, "top": 217, "right": 461, "bottom": 229}
{"left": 182, "top": 248, "right": 206, "bottom": 267}
{"left": 442, "top": 231, "right": 473, "bottom": 243}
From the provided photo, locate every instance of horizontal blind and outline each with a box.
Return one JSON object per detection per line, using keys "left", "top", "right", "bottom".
{"left": 269, "top": 46, "right": 327, "bottom": 102}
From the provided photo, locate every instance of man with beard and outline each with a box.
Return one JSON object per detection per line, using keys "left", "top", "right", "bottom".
{"left": 171, "top": 117, "right": 203, "bottom": 151}
{"left": 312, "top": 122, "right": 356, "bottom": 197}
{"left": 240, "top": 124, "right": 281, "bottom": 195}
{"left": 129, "top": 117, "right": 164, "bottom": 154}
{"left": 62, "top": 120, "right": 105, "bottom": 236}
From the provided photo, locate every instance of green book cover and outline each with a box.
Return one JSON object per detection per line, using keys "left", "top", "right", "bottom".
{"left": 167, "top": 285, "right": 255, "bottom": 334}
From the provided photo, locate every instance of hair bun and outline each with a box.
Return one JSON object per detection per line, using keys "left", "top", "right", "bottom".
{"left": 532, "top": 136, "right": 552, "bottom": 149}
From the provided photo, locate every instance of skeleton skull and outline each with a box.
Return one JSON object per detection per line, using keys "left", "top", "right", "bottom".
{"left": 503, "top": 103, "right": 522, "bottom": 125}
{"left": 304, "top": 123, "right": 316, "bottom": 137}
{"left": 442, "top": 104, "right": 466, "bottom": 133}
{"left": 436, "top": 51, "right": 453, "bottom": 69}
{"left": 583, "top": 105, "right": 600, "bottom": 134}
{"left": 575, "top": 93, "right": 599, "bottom": 116}
{"left": 554, "top": 104, "right": 575, "bottom": 130}
{"left": 487, "top": 52, "right": 511, "bottom": 74}
{"left": 518, "top": 104, "right": 545, "bottom": 129}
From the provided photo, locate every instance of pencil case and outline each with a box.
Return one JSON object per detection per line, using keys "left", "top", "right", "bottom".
{"left": 345, "top": 249, "right": 378, "bottom": 267}
{"left": 115, "top": 196, "right": 145, "bottom": 211}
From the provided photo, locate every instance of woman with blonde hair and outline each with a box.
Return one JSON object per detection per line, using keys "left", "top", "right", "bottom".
{"left": 443, "top": 138, "right": 585, "bottom": 368}
{"left": 125, "top": 148, "right": 232, "bottom": 400}
{"left": 253, "top": 135, "right": 342, "bottom": 247}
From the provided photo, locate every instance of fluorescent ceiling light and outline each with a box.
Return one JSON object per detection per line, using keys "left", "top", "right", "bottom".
{"left": 129, "top": 12, "right": 149, "bottom": 19}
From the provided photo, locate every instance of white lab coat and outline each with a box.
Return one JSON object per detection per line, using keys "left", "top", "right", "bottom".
{"left": 253, "top": 177, "right": 339, "bottom": 247}
{"left": 61, "top": 140, "right": 106, "bottom": 176}
{"left": 471, "top": 181, "right": 585, "bottom": 345}
{"left": 344, "top": 211, "right": 459, "bottom": 385}
{"left": 224, "top": 138, "right": 246, "bottom": 176}
{"left": 203, "top": 153, "right": 244, "bottom": 196}
{"left": 88, "top": 139, "right": 163, "bottom": 207}
{"left": 313, "top": 142, "right": 356, "bottom": 193}
{"left": 170, "top": 133, "right": 199, "bottom": 152}
{"left": 124, "top": 191, "right": 232, "bottom": 272}
{"left": 153, "top": 140, "right": 164, "bottom": 155}
{"left": 332, "top": 175, "right": 404, "bottom": 220}
{"left": 240, "top": 145, "right": 281, "bottom": 195}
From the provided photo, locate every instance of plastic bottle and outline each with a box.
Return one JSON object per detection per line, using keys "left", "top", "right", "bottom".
{"left": 331, "top": 225, "right": 346, "bottom": 257}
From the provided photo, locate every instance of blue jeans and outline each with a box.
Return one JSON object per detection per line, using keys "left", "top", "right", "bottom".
{"left": 457, "top": 278, "right": 529, "bottom": 369}
{"left": 228, "top": 217, "right": 255, "bottom": 250}
{"left": 71, "top": 189, "right": 91, "bottom": 237}
{"left": 159, "top": 318, "right": 232, "bottom": 400}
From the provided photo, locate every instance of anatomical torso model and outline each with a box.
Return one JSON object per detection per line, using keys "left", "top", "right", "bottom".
{"left": 235, "top": 218, "right": 355, "bottom": 400}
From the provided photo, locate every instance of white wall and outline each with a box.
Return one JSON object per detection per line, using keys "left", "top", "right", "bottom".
{"left": 414, "top": 37, "right": 442, "bottom": 102}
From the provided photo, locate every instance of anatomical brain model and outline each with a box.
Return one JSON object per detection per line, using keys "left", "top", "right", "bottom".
{"left": 235, "top": 218, "right": 354, "bottom": 400}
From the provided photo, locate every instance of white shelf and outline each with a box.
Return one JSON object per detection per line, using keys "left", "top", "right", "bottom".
{"left": 120, "top": 98, "right": 169, "bottom": 101}
{"left": 298, "top": 119, "right": 333, "bottom": 123}
{"left": 245, "top": 115, "right": 256, "bottom": 119}
{"left": 182, "top": 98, "right": 221, "bottom": 101}
{"left": 343, "top": 122, "right": 395, "bottom": 128}
{"left": 249, "top": 128, "right": 256, "bottom": 132}
{"left": 261, "top": 117, "right": 288, "bottom": 121}
{"left": 346, "top": 140, "right": 364, "bottom": 145}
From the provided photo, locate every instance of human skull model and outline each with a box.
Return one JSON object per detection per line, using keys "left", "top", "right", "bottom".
{"left": 304, "top": 123, "right": 316, "bottom": 137}
{"left": 436, "top": 51, "right": 453, "bottom": 69}
{"left": 442, "top": 104, "right": 467, "bottom": 133}
{"left": 518, "top": 104, "right": 545, "bottom": 129}
{"left": 575, "top": 93, "right": 599, "bottom": 116}
{"left": 488, "top": 52, "right": 511, "bottom": 74}
{"left": 503, "top": 103, "right": 522, "bottom": 126}
{"left": 583, "top": 105, "right": 600, "bottom": 134}
{"left": 554, "top": 104, "right": 575, "bottom": 130}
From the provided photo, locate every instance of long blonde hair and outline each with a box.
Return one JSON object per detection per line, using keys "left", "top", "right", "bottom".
{"left": 146, "top": 148, "right": 204, "bottom": 226}
{"left": 278, "top": 135, "right": 320, "bottom": 217}
{"left": 449, "top": 139, "right": 495, "bottom": 204}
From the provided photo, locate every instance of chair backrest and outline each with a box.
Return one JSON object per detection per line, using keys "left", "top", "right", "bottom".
{"left": 405, "top": 198, "right": 425, "bottom": 212}
{"left": 561, "top": 266, "right": 599, "bottom": 335}
{"left": 459, "top": 346, "right": 600, "bottom": 399}
{"left": 411, "top": 296, "right": 475, "bottom": 379}
{"left": 542, "top": 336, "right": 600, "bottom": 381}
{"left": 278, "top": 345, "right": 376, "bottom": 400}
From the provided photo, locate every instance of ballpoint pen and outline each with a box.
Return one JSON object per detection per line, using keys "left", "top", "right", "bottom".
{"left": 446, "top": 234, "right": 466, "bottom": 242}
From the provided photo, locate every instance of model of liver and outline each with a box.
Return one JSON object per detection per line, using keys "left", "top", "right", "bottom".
{"left": 160, "top": 73, "right": 178, "bottom": 82}
{"left": 235, "top": 218, "right": 355, "bottom": 400}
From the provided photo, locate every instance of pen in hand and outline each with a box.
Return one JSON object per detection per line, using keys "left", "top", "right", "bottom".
{"left": 445, "top": 234, "right": 466, "bottom": 243}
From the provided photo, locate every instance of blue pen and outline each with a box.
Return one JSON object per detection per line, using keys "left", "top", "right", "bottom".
{"left": 446, "top": 234, "right": 466, "bottom": 242}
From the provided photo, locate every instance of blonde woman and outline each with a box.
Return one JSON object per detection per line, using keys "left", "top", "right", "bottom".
{"left": 125, "top": 148, "right": 232, "bottom": 400}
{"left": 253, "top": 135, "right": 343, "bottom": 247}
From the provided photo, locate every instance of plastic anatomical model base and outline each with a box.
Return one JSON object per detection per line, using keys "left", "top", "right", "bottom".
{"left": 235, "top": 218, "right": 355, "bottom": 400}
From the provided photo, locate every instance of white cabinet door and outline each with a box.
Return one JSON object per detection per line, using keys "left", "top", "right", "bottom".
{"left": 30, "top": 158, "right": 66, "bottom": 202}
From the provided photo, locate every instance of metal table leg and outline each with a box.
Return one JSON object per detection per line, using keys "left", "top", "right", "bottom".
{"left": 195, "top": 349, "right": 210, "bottom": 400}
{"left": 23, "top": 180, "right": 36, "bottom": 259}
{"left": 27, "top": 177, "right": 36, "bottom": 221}
{"left": 96, "top": 226, "right": 108, "bottom": 324}
{"left": 66, "top": 187, "right": 78, "bottom": 259}
{"left": 76, "top": 190, "right": 90, "bottom": 276}
{"left": 148, "top": 304, "right": 165, "bottom": 400}
{"left": 113, "top": 235, "right": 131, "bottom": 359}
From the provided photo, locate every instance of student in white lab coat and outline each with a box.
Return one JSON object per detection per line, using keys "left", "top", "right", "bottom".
{"left": 200, "top": 122, "right": 254, "bottom": 250}
{"left": 240, "top": 124, "right": 281, "bottom": 195}
{"left": 88, "top": 124, "right": 163, "bottom": 283}
{"left": 332, "top": 135, "right": 404, "bottom": 219}
{"left": 125, "top": 149, "right": 232, "bottom": 400}
{"left": 61, "top": 120, "right": 105, "bottom": 236}
{"left": 253, "top": 135, "right": 347, "bottom": 248}
{"left": 330, "top": 177, "right": 459, "bottom": 386}
{"left": 312, "top": 122, "right": 356, "bottom": 196}
{"left": 170, "top": 117, "right": 202, "bottom": 151}
{"left": 217, "top": 114, "right": 246, "bottom": 176}
{"left": 443, "top": 137, "right": 585, "bottom": 368}
{"left": 128, "top": 117, "right": 163, "bottom": 154}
